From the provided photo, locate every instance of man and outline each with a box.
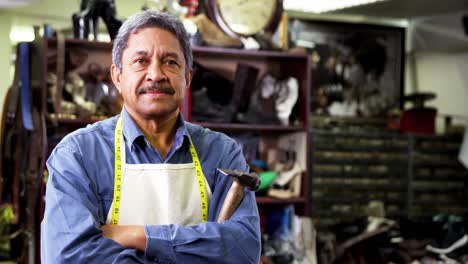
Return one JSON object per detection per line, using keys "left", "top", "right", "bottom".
{"left": 41, "top": 10, "right": 261, "bottom": 263}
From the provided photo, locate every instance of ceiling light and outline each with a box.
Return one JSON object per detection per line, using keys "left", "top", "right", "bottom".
{"left": 10, "top": 26, "right": 35, "bottom": 43}
{"left": 283, "top": 0, "right": 388, "bottom": 14}
{"left": 0, "top": 0, "right": 39, "bottom": 8}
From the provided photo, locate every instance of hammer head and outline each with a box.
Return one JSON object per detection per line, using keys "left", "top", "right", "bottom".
{"left": 217, "top": 168, "right": 261, "bottom": 191}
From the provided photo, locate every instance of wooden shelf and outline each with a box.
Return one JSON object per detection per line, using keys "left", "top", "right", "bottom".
{"left": 47, "top": 38, "right": 112, "bottom": 50}
{"left": 47, "top": 115, "right": 106, "bottom": 126}
{"left": 194, "top": 122, "right": 305, "bottom": 132}
{"left": 193, "top": 46, "right": 308, "bottom": 60}
{"left": 255, "top": 196, "right": 307, "bottom": 204}
{"left": 46, "top": 40, "right": 310, "bottom": 60}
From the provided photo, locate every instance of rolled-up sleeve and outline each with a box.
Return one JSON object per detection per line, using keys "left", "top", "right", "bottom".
{"left": 143, "top": 137, "right": 261, "bottom": 263}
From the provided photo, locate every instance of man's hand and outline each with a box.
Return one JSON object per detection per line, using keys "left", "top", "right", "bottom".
{"left": 101, "top": 225, "right": 147, "bottom": 251}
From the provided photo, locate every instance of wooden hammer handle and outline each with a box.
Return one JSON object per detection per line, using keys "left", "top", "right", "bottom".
{"left": 217, "top": 179, "right": 244, "bottom": 222}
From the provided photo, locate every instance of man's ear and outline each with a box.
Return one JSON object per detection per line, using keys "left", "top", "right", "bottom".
{"left": 110, "top": 64, "right": 122, "bottom": 93}
{"left": 185, "top": 69, "right": 193, "bottom": 88}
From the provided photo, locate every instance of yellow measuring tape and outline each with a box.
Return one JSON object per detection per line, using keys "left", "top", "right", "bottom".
{"left": 111, "top": 117, "right": 123, "bottom": 224}
{"left": 188, "top": 137, "right": 209, "bottom": 222}
{"left": 111, "top": 116, "right": 208, "bottom": 224}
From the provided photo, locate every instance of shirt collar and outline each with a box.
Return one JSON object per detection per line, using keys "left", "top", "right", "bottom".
{"left": 120, "top": 107, "right": 190, "bottom": 151}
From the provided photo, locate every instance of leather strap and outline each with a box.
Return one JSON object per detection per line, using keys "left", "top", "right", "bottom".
{"left": 0, "top": 44, "right": 22, "bottom": 201}
{"left": 19, "top": 42, "right": 33, "bottom": 131}
{"left": 1, "top": 44, "right": 26, "bottom": 225}
{"left": 0, "top": 88, "right": 12, "bottom": 204}
{"left": 2, "top": 43, "right": 32, "bottom": 225}
{"left": 54, "top": 30, "right": 65, "bottom": 113}
{"left": 5, "top": 47, "right": 22, "bottom": 124}
{"left": 17, "top": 42, "right": 33, "bottom": 233}
{"left": 31, "top": 26, "right": 48, "bottom": 170}
{"left": 23, "top": 27, "right": 48, "bottom": 264}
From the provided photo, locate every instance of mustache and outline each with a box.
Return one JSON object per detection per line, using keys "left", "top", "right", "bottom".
{"left": 137, "top": 83, "right": 175, "bottom": 95}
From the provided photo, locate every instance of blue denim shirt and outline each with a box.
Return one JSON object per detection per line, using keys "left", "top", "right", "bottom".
{"left": 41, "top": 108, "right": 261, "bottom": 263}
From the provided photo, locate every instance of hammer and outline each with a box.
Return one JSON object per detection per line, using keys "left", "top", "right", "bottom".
{"left": 216, "top": 168, "right": 261, "bottom": 222}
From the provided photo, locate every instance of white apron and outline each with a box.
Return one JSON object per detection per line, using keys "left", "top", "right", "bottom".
{"left": 106, "top": 117, "right": 212, "bottom": 226}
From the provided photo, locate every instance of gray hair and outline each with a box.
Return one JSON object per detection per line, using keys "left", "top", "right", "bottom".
{"left": 112, "top": 10, "right": 193, "bottom": 73}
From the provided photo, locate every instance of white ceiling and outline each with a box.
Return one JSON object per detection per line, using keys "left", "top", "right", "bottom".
{"left": 326, "top": 0, "right": 468, "bottom": 19}
{"left": 6, "top": 0, "right": 468, "bottom": 22}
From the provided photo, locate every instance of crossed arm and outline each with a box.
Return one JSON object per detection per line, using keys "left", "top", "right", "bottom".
{"left": 41, "top": 141, "right": 261, "bottom": 263}
{"left": 101, "top": 225, "right": 147, "bottom": 251}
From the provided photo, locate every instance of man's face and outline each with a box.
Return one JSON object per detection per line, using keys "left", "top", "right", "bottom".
{"left": 111, "top": 27, "right": 192, "bottom": 120}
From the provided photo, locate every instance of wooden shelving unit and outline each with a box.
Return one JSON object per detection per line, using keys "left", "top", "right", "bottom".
{"left": 43, "top": 39, "right": 312, "bottom": 224}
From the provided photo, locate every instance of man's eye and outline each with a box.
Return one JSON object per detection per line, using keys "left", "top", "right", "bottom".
{"left": 165, "top": 60, "right": 178, "bottom": 66}
{"left": 132, "top": 58, "right": 148, "bottom": 66}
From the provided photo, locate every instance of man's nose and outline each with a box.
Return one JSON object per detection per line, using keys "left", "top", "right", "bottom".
{"left": 146, "top": 61, "right": 167, "bottom": 82}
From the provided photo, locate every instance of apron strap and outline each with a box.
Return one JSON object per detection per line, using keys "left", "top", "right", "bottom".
{"left": 110, "top": 116, "right": 209, "bottom": 224}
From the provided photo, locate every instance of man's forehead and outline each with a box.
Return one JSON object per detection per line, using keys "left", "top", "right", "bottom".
{"left": 124, "top": 27, "right": 183, "bottom": 54}
{"left": 128, "top": 50, "right": 181, "bottom": 60}
{"left": 129, "top": 26, "right": 178, "bottom": 43}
